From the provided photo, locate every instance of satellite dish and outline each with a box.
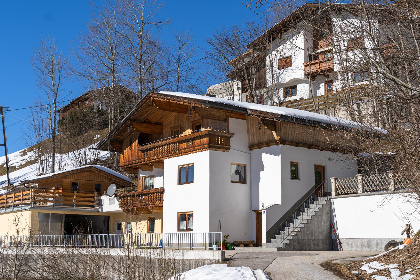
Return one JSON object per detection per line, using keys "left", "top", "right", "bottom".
{"left": 107, "top": 184, "right": 117, "bottom": 196}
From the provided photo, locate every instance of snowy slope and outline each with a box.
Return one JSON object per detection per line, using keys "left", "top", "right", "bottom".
{"left": 0, "top": 144, "right": 110, "bottom": 191}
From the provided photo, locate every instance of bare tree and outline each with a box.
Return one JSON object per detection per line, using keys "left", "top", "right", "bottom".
{"left": 76, "top": 0, "right": 127, "bottom": 130}
{"left": 118, "top": 0, "right": 169, "bottom": 97}
{"left": 170, "top": 29, "right": 200, "bottom": 93}
{"left": 32, "top": 36, "right": 69, "bottom": 173}
{"left": 241, "top": 0, "right": 419, "bottom": 193}
{"left": 206, "top": 22, "right": 264, "bottom": 102}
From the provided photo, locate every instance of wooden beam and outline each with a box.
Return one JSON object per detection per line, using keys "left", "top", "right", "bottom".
{"left": 152, "top": 161, "right": 164, "bottom": 169}
{"left": 153, "top": 99, "right": 189, "bottom": 114}
{"left": 139, "top": 164, "right": 154, "bottom": 171}
{"left": 110, "top": 140, "right": 123, "bottom": 151}
{"left": 131, "top": 121, "right": 163, "bottom": 134}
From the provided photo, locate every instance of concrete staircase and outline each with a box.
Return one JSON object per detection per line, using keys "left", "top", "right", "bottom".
{"left": 266, "top": 196, "right": 332, "bottom": 250}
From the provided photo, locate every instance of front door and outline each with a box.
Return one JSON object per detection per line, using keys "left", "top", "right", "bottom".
{"left": 254, "top": 210, "right": 262, "bottom": 247}
{"left": 314, "top": 165, "right": 325, "bottom": 197}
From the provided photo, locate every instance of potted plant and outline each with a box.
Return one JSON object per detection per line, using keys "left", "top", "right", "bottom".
{"left": 222, "top": 234, "right": 229, "bottom": 250}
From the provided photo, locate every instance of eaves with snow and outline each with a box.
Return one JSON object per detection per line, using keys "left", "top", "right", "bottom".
{"left": 97, "top": 91, "right": 386, "bottom": 151}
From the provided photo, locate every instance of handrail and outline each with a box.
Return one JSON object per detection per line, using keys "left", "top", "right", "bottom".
{"left": 267, "top": 181, "right": 326, "bottom": 245}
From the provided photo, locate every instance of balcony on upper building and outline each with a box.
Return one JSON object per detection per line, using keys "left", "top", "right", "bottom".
{"left": 120, "top": 129, "right": 234, "bottom": 168}
{"left": 304, "top": 51, "right": 334, "bottom": 77}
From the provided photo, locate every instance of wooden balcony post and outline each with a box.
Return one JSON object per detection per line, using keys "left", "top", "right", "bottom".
{"left": 12, "top": 192, "right": 15, "bottom": 210}
{"left": 94, "top": 192, "right": 98, "bottom": 209}
{"left": 53, "top": 189, "right": 56, "bottom": 208}
{"left": 73, "top": 191, "right": 77, "bottom": 209}
{"left": 4, "top": 194, "right": 7, "bottom": 210}
{"left": 331, "top": 177, "right": 337, "bottom": 198}
{"left": 357, "top": 174, "right": 364, "bottom": 194}
{"left": 20, "top": 190, "right": 23, "bottom": 209}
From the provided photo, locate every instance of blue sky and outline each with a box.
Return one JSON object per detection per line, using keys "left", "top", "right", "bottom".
{"left": 0, "top": 0, "right": 263, "bottom": 154}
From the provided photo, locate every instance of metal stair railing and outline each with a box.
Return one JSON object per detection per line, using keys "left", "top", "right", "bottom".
{"left": 274, "top": 181, "right": 327, "bottom": 246}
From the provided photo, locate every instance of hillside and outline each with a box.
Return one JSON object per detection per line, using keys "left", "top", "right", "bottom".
{"left": 0, "top": 129, "right": 111, "bottom": 191}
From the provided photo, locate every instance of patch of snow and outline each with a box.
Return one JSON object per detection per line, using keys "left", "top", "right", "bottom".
{"left": 160, "top": 91, "right": 387, "bottom": 134}
{"left": 0, "top": 143, "right": 111, "bottom": 191}
{"left": 361, "top": 261, "right": 415, "bottom": 280}
{"left": 366, "top": 244, "right": 407, "bottom": 260}
{"left": 171, "top": 264, "right": 269, "bottom": 280}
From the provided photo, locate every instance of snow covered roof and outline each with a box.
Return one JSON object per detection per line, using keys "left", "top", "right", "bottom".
{"left": 159, "top": 91, "right": 387, "bottom": 133}
{"left": 23, "top": 165, "right": 131, "bottom": 184}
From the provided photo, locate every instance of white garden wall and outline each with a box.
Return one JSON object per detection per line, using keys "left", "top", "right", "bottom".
{"left": 332, "top": 193, "right": 420, "bottom": 250}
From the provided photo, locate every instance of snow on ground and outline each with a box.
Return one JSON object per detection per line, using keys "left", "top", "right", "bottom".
{"left": 0, "top": 144, "right": 110, "bottom": 191}
{"left": 359, "top": 261, "right": 415, "bottom": 280}
{"left": 172, "top": 264, "right": 269, "bottom": 280}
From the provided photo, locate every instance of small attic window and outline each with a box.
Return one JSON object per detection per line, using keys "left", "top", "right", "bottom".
{"left": 72, "top": 182, "right": 79, "bottom": 192}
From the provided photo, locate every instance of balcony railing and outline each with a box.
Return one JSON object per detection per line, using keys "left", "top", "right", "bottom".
{"left": 0, "top": 188, "right": 100, "bottom": 211}
{"left": 120, "top": 129, "right": 233, "bottom": 167}
{"left": 118, "top": 187, "right": 164, "bottom": 213}
{"left": 304, "top": 58, "right": 334, "bottom": 76}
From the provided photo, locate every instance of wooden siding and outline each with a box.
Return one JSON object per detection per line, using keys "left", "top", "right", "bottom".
{"left": 247, "top": 116, "right": 352, "bottom": 152}
{"left": 25, "top": 169, "right": 131, "bottom": 195}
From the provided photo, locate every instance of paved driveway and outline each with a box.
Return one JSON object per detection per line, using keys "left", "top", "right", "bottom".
{"left": 225, "top": 251, "right": 379, "bottom": 280}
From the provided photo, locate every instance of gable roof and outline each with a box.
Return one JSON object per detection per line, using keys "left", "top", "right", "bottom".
{"left": 97, "top": 91, "right": 386, "bottom": 152}
{"left": 23, "top": 165, "right": 131, "bottom": 184}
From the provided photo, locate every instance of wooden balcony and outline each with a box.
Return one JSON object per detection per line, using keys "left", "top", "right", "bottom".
{"left": 118, "top": 187, "right": 164, "bottom": 213}
{"left": 0, "top": 188, "right": 100, "bottom": 211}
{"left": 120, "top": 130, "right": 234, "bottom": 168}
{"left": 304, "top": 58, "right": 334, "bottom": 77}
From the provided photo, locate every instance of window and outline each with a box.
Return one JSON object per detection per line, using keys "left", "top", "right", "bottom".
{"left": 171, "top": 125, "right": 180, "bottom": 138}
{"left": 325, "top": 81, "right": 333, "bottom": 94}
{"left": 353, "top": 71, "right": 369, "bottom": 83}
{"left": 116, "top": 222, "right": 122, "bottom": 232}
{"left": 178, "top": 212, "right": 193, "bottom": 231}
{"left": 347, "top": 37, "right": 365, "bottom": 51}
{"left": 290, "top": 162, "right": 299, "bottom": 179}
{"left": 278, "top": 56, "right": 292, "bottom": 70}
{"left": 148, "top": 217, "right": 155, "bottom": 233}
{"left": 94, "top": 184, "right": 101, "bottom": 193}
{"left": 231, "top": 163, "right": 246, "bottom": 184}
{"left": 72, "top": 182, "right": 79, "bottom": 192}
{"left": 284, "top": 85, "right": 297, "bottom": 98}
{"left": 140, "top": 176, "right": 155, "bottom": 190}
{"left": 179, "top": 164, "right": 194, "bottom": 184}
{"left": 126, "top": 221, "right": 132, "bottom": 233}
{"left": 191, "top": 120, "right": 201, "bottom": 132}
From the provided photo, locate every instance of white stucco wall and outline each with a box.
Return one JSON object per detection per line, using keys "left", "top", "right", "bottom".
{"left": 265, "top": 27, "right": 311, "bottom": 101}
{"left": 260, "top": 145, "right": 357, "bottom": 242}
{"left": 207, "top": 118, "right": 253, "bottom": 242}
{"left": 138, "top": 168, "right": 164, "bottom": 189}
{"left": 163, "top": 151, "right": 210, "bottom": 233}
{"left": 332, "top": 193, "right": 420, "bottom": 239}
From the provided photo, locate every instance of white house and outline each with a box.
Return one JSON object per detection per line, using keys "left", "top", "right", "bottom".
{"left": 210, "top": 3, "right": 386, "bottom": 105}
{"left": 96, "top": 91, "right": 380, "bottom": 248}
